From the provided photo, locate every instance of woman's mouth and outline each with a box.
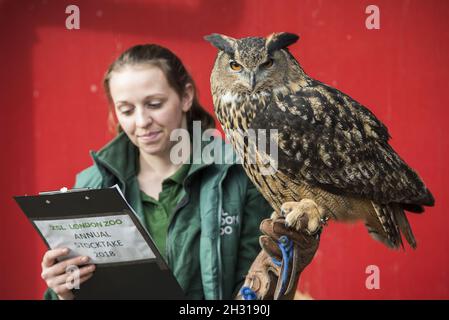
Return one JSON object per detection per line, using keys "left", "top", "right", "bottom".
{"left": 137, "top": 131, "right": 162, "bottom": 143}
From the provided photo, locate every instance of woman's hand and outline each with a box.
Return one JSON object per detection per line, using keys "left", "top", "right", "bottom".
{"left": 41, "top": 248, "right": 96, "bottom": 300}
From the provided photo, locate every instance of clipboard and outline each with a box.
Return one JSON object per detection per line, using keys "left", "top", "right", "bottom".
{"left": 14, "top": 185, "right": 186, "bottom": 300}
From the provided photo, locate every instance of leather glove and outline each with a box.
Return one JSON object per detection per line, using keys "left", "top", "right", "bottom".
{"left": 236, "top": 214, "right": 321, "bottom": 300}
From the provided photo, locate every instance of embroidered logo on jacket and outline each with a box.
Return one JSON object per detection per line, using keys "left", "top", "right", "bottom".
{"left": 220, "top": 209, "right": 240, "bottom": 236}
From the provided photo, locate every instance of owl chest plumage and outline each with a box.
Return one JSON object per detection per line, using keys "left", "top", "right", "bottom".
{"left": 213, "top": 90, "right": 320, "bottom": 212}
{"left": 213, "top": 90, "right": 272, "bottom": 162}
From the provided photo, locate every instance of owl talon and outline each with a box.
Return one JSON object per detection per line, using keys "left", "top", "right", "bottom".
{"left": 271, "top": 211, "right": 283, "bottom": 220}
{"left": 281, "top": 199, "right": 325, "bottom": 235}
{"left": 280, "top": 209, "right": 287, "bottom": 217}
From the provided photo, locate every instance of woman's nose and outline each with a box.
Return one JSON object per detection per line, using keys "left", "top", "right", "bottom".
{"left": 135, "top": 106, "right": 152, "bottom": 128}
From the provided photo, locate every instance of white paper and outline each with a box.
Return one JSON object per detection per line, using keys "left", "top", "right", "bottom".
{"left": 34, "top": 214, "right": 155, "bottom": 264}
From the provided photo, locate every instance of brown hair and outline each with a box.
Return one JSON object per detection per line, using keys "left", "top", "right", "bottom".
{"left": 103, "top": 44, "right": 216, "bottom": 135}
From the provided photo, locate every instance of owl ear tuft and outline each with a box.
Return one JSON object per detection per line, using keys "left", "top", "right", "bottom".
{"left": 204, "top": 33, "right": 236, "bottom": 55}
{"left": 266, "top": 32, "right": 299, "bottom": 53}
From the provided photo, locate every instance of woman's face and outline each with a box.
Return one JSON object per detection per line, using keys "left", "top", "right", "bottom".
{"left": 109, "top": 65, "right": 193, "bottom": 156}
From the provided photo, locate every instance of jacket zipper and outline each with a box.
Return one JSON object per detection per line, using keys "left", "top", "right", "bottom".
{"left": 215, "top": 165, "right": 232, "bottom": 300}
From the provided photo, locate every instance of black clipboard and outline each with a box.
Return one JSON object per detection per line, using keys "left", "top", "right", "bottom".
{"left": 14, "top": 185, "right": 186, "bottom": 300}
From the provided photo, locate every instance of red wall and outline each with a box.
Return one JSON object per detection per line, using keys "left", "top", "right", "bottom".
{"left": 1, "top": 0, "right": 448, "bottom": 299}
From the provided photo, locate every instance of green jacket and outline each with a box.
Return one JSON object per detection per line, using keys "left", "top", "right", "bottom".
{"left": 45, "top": 132, "right": 273, "bottom": 300}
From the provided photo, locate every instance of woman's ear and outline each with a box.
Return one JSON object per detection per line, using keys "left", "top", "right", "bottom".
{"left": 182, "top": 83, "right": 194, "bottom": 112}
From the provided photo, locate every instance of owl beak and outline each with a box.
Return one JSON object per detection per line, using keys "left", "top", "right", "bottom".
{"left": 249, "top": 72, "right": 256, "bottom": 91}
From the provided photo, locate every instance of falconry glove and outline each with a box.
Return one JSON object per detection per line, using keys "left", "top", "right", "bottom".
{"left": 237, "top": 214, "right": 321, "bottom": 300}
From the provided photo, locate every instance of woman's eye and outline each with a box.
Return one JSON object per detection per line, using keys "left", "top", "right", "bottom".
{"left": 260, "top": 58, "right": 274, "bottom": 69}
{"left": 146, "top": 102, "right": 162, "bottom": 109}
{"left": 229, "top": 60, "right": 243, "bottom": 72}
{"left": 121, "top": 109, "right": 133, "bottom": 115}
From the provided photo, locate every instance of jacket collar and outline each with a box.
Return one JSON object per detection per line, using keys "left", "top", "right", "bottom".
{"left": 91, "top": 132, "right": 138, "bottom": 183}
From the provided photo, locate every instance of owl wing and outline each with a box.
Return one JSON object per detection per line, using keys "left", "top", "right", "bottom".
{"left": 249, "top": 80, "right": 434, "bottom": 208}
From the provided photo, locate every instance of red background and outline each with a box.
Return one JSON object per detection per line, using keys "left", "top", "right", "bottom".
{"left": 1, "top": 0, "right": 448, "bottom": 299}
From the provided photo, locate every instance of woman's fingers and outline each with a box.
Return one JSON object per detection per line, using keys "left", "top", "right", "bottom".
{"left": 54, "top": 273, "right": 95, "bottom": 300}
{"left": 41, "top": 248, "right": 96, "bottom": 300}
{"left": 46, "top": 264, "right": 96, "bottom": 288}
{"left": 42, "top": 255, "right": 91, "bottom": 280}
{"left": 41, "top": 248, "right": 69, "bottom": 269}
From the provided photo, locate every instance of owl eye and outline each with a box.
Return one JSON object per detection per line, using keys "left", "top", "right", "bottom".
{"left": 229, "top": 60, "right": 243, "bottom": 72}
{"left": 260, "top": 58, "right": 274, "bottom": 69}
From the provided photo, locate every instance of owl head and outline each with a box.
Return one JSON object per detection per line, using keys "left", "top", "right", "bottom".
{"left": 205, "top": 32, "right": 302, "bottom": 93}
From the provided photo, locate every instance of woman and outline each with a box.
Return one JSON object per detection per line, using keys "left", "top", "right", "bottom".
{"left": 41, "top": 44, "right": 274, "bottom": 300}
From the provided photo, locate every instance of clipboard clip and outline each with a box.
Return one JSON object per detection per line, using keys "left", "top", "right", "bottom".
{"left": 39, "top": 187, "right": 91, "bottom": 196}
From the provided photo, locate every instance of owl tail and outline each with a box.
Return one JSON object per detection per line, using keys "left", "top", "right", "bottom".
{"left": 394, "top": 205, "right": 417, "bottom": 249}
{"left": 368, "top": 202, "right": 417, "bottom": 250}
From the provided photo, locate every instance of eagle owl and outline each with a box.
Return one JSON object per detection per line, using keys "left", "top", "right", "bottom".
{"left": 205, "top": 32, "right": 434, "bottom": 249}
